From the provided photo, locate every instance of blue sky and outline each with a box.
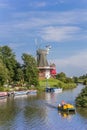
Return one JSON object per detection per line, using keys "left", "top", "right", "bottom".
{"left": 0, "top": 0, "right": 87, "bottom": 77}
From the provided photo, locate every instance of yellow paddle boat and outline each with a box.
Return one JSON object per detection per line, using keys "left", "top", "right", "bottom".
{"left": 58, "top": 103, "right": 75, "bottom": 113}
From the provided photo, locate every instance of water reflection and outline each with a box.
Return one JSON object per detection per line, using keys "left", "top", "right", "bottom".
{"left": 0, "top": 97, "right": 20, "bottom": 130}
{"left": 0, "top": 84, "right": 86, "bottom": 130}
{"left": 58, "top": 111, "right": 75, "bottom": 119}
{"left": 76, "top": 108, "right": 87, "bottom": 119}
{"left": 0, "top": 98, "right": 7, "bottom": 105}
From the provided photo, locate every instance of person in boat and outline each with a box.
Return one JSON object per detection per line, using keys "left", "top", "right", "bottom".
{"left": 58, "top": 100, "right": 66, "bottom": 108}
{"left": 61, "top": 100, "right": 66, "bottom": 106}
{"left": 58, "top": 103, "right": 61, "bottom": 108}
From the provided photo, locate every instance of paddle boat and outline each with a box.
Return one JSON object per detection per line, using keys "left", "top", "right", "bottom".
{"left": 58, "top": 101, "right": 75, "bottom": 113}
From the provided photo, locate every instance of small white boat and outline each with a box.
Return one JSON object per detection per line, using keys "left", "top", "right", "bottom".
{"left": 53, "top": 88, "right": 62, "bottom": 93}
{"left": 27, "top": 90, "right": 37, "bottom": 95}
{"left": 14, "top": 91, "right": 28, "bottom": 96}
{"left": 14, "top": 90, "right": 37, "bottom": 96}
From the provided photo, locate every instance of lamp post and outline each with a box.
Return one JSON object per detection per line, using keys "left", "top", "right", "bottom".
{"left": 45, "top": 73, "right": 50, "bottom": 88}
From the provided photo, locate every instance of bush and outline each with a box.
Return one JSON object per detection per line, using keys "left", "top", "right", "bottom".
{"left": 75, "top": 86, "right": 87, "bottom": 107}
{"left": 0, "top": 87, "right": 4, "bottom": 91}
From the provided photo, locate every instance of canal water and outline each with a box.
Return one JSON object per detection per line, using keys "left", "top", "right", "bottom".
{"left": 0, "top": 84, "right": 87, "bottom": 130}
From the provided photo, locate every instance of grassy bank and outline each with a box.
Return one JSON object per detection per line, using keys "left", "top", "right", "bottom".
{"left": 0, "top": 78, "right": 76, "bottom": 92}
{"left": 38, "top": 78, "right": 76, "bottom": 91}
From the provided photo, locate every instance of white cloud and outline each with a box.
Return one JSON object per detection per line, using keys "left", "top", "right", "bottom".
{"left": 0, "top": 3, "right": 8, "bottom": 8}
{"left": 12, "top": 9, "right": 87, "bottom": 27}
{"left": 0, "top": 0, "right": 9, "bottom": 9}
{"left": 34, "top": 2, "right": 47, "bottom": 7}
{"left": 56, "top": 51, "right": 87, "bottom": 67}
{"left": 40, "top": 26, "right": 80, "bottom": 42}
{"left": 7, "top": 43, "right": 26, "bottom": 50}
{"left": 29, "top": 1, "right": 47, "bottom": 8}
{"left": 54, "top": 51, "right": 87, "bottom": 76}
{"left": 0, "top": 9, "right": 87, "bottom": 43}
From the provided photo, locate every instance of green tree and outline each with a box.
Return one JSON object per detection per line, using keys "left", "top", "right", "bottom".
{"left": 56, "top": 72, "right": 66, "bottom": 82}
{"left": 14, "top": 62, "right": 24, "bottom": 84}
{"left": 0, "top": 59, "right": 9, "bottom": 86}
{"left": 64, "top": 77, "right": 74, "bottom": 83}
{"left": 73, "top": 76, "right": 78, "bottom": 83}
{"left": 83, "top": 79, "right": 87, "bottom": 85}
{"left": 56, "top": 72, "right": 66, "bottom": 79}
{"left": 22, "top": 53, "right": 39, "bottom": 87}
{"left": 0, "top": 46, "right": 18, "bottom": 83}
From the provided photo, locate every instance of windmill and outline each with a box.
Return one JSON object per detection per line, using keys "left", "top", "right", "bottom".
{"left": 34, "top": 38, "right": 41, "bottom": 62}
{"left": 35, "top": 39, "right": 56, "bottom": 79}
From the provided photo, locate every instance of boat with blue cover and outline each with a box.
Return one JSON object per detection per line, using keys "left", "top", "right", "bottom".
{"left": 46, "top": 87, "right": 62, "bottom": 93}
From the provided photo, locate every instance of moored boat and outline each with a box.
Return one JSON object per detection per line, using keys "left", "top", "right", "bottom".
{"left": 27, "top": 90, "right": 37, "bottom": 95}
{"left": 0, "top": 92, "right": 8, "bottom": 99}
{"left": 53, "top": 88, "right": 62, "bottom": 93}
{"left": 46, "top": 87, "right": 62, "bottom": 93}
{"left": 13, "top": 90, "right": 37, "bottom": 96}
{"left": 13, "top": 91, "right": 28, "bottom": 96}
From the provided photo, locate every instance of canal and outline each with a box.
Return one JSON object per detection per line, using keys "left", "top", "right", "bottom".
{"left": 0, "top": 84, "right": 87, "bottom": 130}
